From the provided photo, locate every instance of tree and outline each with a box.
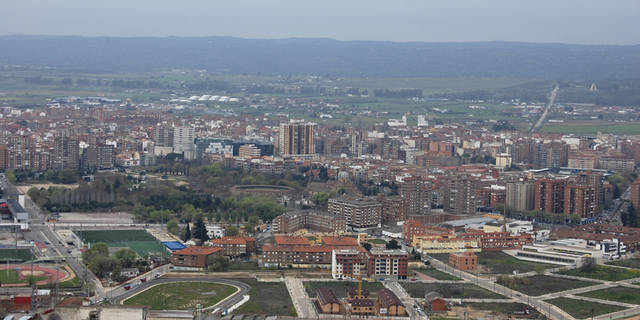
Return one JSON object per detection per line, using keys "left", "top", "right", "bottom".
{"left": 386, "top": 239, "right": 401, "bottom": 250}
{"left": 362, "top": 242, "right": 372, "bottom": 251}
{"left": 88, "top": 256, "right": 118, "bottom": 278}
{"left": 246, "top": 215, "right": 259, "bottom": 232}
{"left": 6, "top": 171, "right": 16, "bottom": 184}
{"left": 183, "top": 224, "right": 192, "bottom": 241}
{"left": 207, "top": 256, "right": 231, "bottom": 272}
{"left": 534, "top": 264, "right": 546, "bottom": 275}
{"left": 581, "top": 257, "right": 597, "bottom": 273}
{"left": 114, "top": 248, "right": 137, "bottom": 268}
{"left": 226, "top": 226, "right": 239, "bottom": 237}
{"left": 167, "top": 219, "right": 180, "bottom": 236}
{"left": 82, "top": 242, "right": 109, "bottom": 265}
{"left": 193, "top": 217, "right": 209, "bottom": 243}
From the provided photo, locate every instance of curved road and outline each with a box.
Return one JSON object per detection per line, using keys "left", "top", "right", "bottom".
{"left": 111, "top": 278, "right": 250, "bottom": 312}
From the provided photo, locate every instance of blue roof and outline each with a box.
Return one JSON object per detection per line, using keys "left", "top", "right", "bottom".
{"left": 162, "top": 241, "right": 187, "bottom": 251}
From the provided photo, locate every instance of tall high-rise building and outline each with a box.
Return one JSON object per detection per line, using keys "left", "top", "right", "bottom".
{"left": 153, "top": 124, "right": 174, "bottom": 148}
{"left": 534, "top": 178, "right": 566, "bottom": 214}
{"left": 442, "top": 174, "right": 480, "bottom": 215}
{"left": 278, "top": 121, "right": 316, "bottom": 156}
{"left": 53, "top": 136, "right": 80, "bottom": 170}
{"left": 564, "top": 184, "right": 597, "bottom": 218}
{"left": 399, "top": 176, "right": 429, "bottom": 216}
{"left": 630, "top": 178, "right": 640, "bottom": 210}
{"left": 328, "top": 198, "right": 381, "bottom": 228}
{"left": 173, "top": 126, "right": 196, "bottom": 160}
{"left": 81, "top": 144, "right": 114, "bottom": 170}
{"left": 505, "top": 181, "right": 535, "bottom": 213}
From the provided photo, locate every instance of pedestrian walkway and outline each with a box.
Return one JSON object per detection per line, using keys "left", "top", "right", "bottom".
{"left": 284, "top": 277, "right": 317, "bottom": 319}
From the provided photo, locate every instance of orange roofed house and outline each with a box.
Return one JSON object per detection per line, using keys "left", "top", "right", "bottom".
{"left": 171, "top": 246, "right": 223, "bottom": 268}
{"left": 210, "top": 236, "right": 256, "bottom": 256}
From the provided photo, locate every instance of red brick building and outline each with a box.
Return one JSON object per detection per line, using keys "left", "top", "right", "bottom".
{"left": 170, "top": 246, "right": 223, "bottom": 268}
{"left": 564, "top": 184, "right": 598, "bottom": 218}
{"left": 630, "top": 178, "right": 640, "bottom": 210}
{"left": 367, "top": 249, "right": 408, "bottom": 279}
{"left": 449, "top": 252, "right": 478, "bottom": 271}
{"left": 534, "top": 178, "right": 566, "bottom": 213}
{"left": 210, "top": 236, "right": 256, "bottom": 256}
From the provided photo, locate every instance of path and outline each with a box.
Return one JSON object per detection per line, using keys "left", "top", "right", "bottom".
{"left": 284, "top": 276, "right": 317, "bottom": 319}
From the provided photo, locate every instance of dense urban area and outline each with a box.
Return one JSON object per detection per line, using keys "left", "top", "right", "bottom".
{"left": 1, "top": 39, "right": 640, "bottom": 320}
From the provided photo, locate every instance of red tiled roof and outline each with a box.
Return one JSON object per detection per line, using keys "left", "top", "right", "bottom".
{"left": 173, "top": 246, "right": 223, "bottom": 256}
{"left": 274, "top": 235, "right": 312, "bottom": 246}
{"left": 321, "top": 236, "right": 359, "bottom": 246}
{"left": 212, "top": 237, "right": 246, "bottom": 245}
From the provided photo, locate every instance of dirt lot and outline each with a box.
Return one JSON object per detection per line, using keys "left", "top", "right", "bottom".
{"left": 16, "top": 183, "right": 79, "bottom": 193}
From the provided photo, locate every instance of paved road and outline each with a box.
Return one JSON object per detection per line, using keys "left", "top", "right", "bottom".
{"left": 530, "top": 85, "right": 559, "bottom": 133}
{"left": 2, "top": 178, "right": 103, "bottom": 298}
{"left": 284, "top": 276, "right": 317, "bottom": 318}
{"left": 383, "top": 281, "right": 429, "bottom": 320}
{"left": 110, "top": 277, "right": 251, "bottom": 313}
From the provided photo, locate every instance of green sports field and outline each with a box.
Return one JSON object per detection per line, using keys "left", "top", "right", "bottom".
{"left": 74, "top": 230, "right": 168, "bottom": 257}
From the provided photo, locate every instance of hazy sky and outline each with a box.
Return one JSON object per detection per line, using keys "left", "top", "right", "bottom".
{"left": 2, "top": 0, "right": 639, "bottom": 45}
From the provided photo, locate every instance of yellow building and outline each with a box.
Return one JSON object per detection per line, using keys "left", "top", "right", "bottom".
{"left": 412, "top": 234, "right": 481, "bottom": 254}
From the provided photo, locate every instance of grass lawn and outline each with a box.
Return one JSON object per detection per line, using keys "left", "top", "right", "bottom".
{"left": 0, "top": 249, "right": 35, "bottom": 262}
{"left": 410, "top": 267, "right": 461, "bottom": 281}
{"left": 464, "top": 302, "right": 540, "bottom": 316}
{"left": 475, "top": 252, "right": 555, "bottom": 275}
{"left": 234, "top": 279, "right": 296, "bottom": 316}
{"left": 545, "top": 297, "right": 627, "bottom": 319}
{"left": 304, "top": 281, "right": 384, "bottom": 298}
{"left": 124, "top": 282, "right": 237, "bottom": 310}
{"left": 497, "top": 275, "right": 597, "bottom": 297}
{"left": 557, "top": 265, "right": 640, "bottom": 282}
{"left": 367, "top": 239, "right": 387, "bottom": 245}
{"left": 400, "top": 283, "right": 505, "bottom": 299}
{"left": 577, "top": 286, "right": 640, "bottom": 305}
{"left": 606, "top": 258, "right": 640, "bottom": 270}
{"left": 0, "top": 270, "right": 21, "bottom": 284}
{"left": 0, "top": 269, "right": 48, "bottom": 285}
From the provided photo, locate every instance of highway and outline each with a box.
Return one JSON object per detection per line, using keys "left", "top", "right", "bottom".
{"left": 530, "top": 85, "right": 560, "bottom": 133}
{"left": 110, "top": 277, "right": 251, "bottom": 312}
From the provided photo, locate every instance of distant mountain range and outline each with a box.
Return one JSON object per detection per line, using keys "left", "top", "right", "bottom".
{"left": 1, "top": 35, "right": 639, "bottom": 79}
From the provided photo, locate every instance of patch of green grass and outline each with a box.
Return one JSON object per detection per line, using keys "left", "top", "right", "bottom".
{"left": 0, "top": 269, "right": 47, "bottom": 285}
{"left": 0, "top": 269, "right": 21, "bottom": 284}
{"left": 497, "top": 275, "right": 596, "bottom": 297}
{"left": 465, "top": 302, "right": 539, "bottom": 315}
{"left": 606, "top": 258, "right": 640, "bottom": 270}
{"left": 304, "top": 281, "right": 384, "bottom": 298}
{"left": 577, "top": 286, "right": 640, "bottom": 305}
{"left": 367, "top": 239, "right": 387, "bottom": 245}
{"left": 400, "top": 283, "right": 505, "bottom": 299}
{"left": 0, "top": 249, "right": 35, "bottom": 262}
{"left": 545, "top": 297, "right": 627, "bottom": 319}
{"left": 557, "top": 265, "right": 640, "bottom": 282}
{"left": 234, "top": 279, "right": 296, "bottom": 316}
{"left": 124, "top": 282, "right": 237, "bottom": 310}
{"left": 75, "top": 230, "right": 168, "bottom": 257}
{"left": 75, "top": 230, "right": 156, "bottom": 243}
{"left": 410, "top": 267, "right": 461, "bottom": 281}
{"left": 475, "top": 251, "right": 555, "bottom": 275}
